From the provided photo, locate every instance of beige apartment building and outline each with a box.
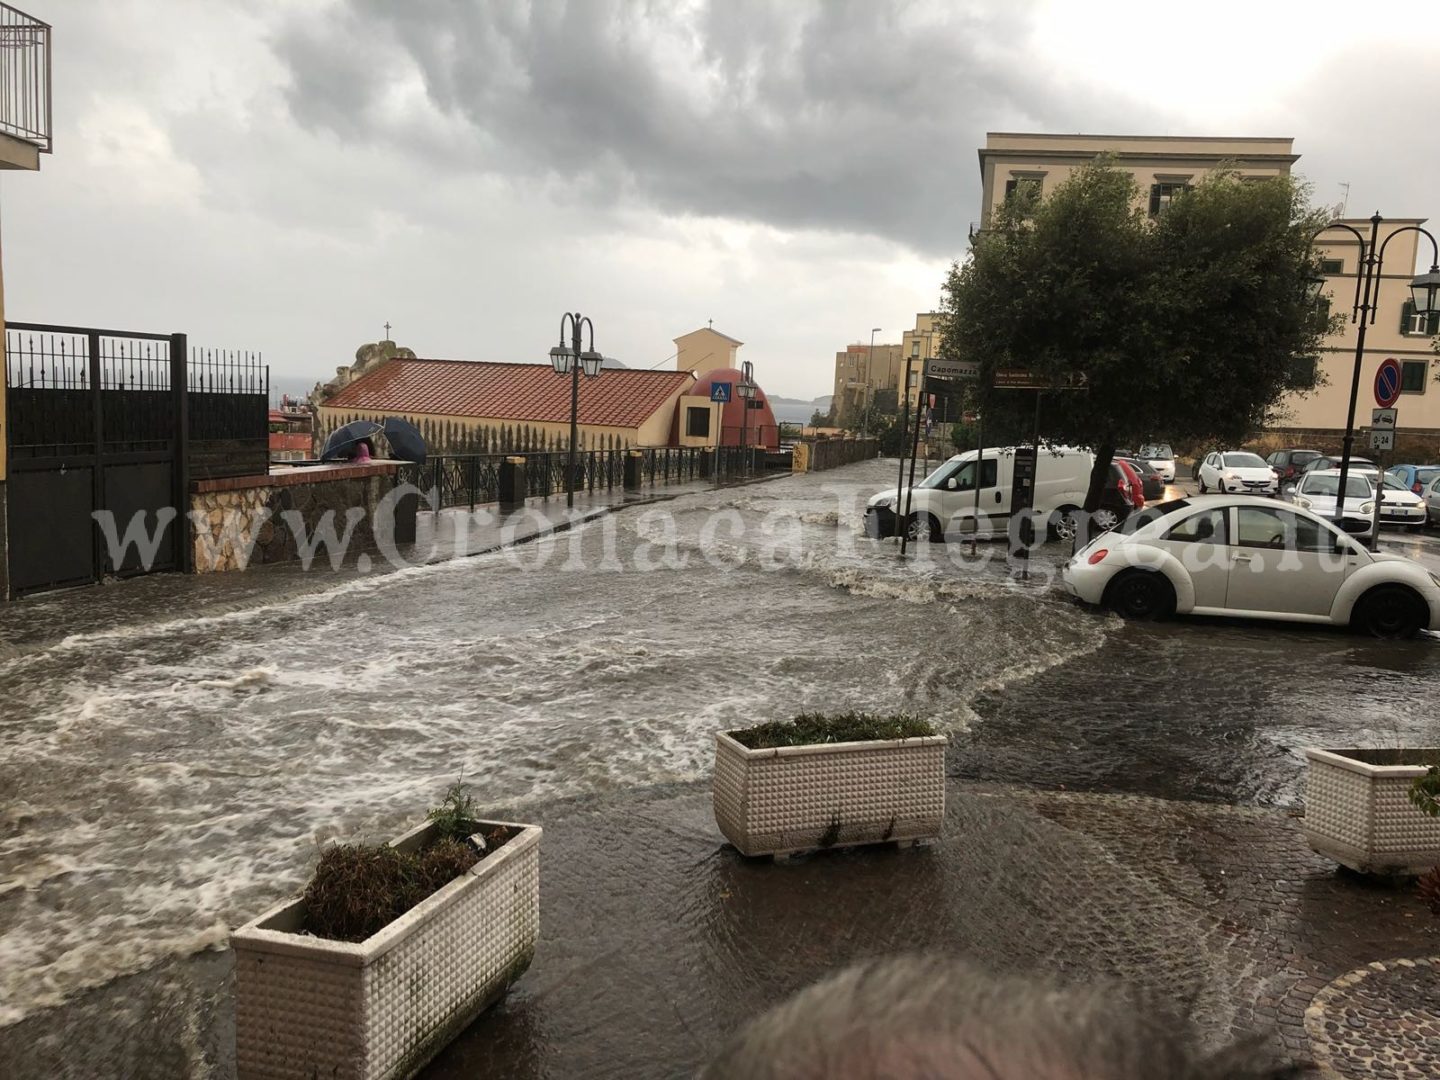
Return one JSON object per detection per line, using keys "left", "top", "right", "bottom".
{"left": 1275, "top": 218, "right": 1440, "bottom": 438}
{"left": 976, "top": 132, "right": 1298, "bottom": 232}
{"left": 976, "top": 133, "right": 1440, "bottom": 442}
{"left": 902, "top": 312, "right": 942, "bottom": 411}
{"left": 831, "top": 340, "right": 903, "bottom": 425}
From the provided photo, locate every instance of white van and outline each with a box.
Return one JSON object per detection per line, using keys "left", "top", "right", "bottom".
{"left": 866, "top": 446, "right": 1097, "bottom": 542}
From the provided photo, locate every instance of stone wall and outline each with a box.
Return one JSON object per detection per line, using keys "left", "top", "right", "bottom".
{"left": 189, "top": 463, "right": 403, "bottom": 574}
{"left": 792, "top": 437, "right": 879, "bottom": 473}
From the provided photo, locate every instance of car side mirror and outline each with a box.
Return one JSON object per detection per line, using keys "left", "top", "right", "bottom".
{"left": 943, "top": 477, "right": 958, "bottom": 490}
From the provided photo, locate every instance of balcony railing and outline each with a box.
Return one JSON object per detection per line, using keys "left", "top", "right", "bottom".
{"left": 0, "top": 3, "right": 51, "bottom": 153}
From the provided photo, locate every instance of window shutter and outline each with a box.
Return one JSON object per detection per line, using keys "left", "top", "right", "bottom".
{"left": 1400, "top": 299, "right": 1415, "bottom": 333}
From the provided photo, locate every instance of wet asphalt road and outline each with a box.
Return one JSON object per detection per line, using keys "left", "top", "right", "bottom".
{"left": 2, "top": 459, "right": 1440, "bottom": 1077}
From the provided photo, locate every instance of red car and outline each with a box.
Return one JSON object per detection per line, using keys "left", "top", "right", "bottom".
{"left": 1115, "top": 458, "right": 1146, "bottom": 510}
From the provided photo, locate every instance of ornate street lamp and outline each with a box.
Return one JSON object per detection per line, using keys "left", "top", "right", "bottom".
{"left": 548, "top": 312, "right": 603, "bottom": 508}
{"left": 1310, "top": 214, "right": 1440, "bottom": 550}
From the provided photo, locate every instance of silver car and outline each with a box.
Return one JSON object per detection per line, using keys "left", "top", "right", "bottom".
{"left": 1428, "top": 477, "right": 1440, "bottom": 527}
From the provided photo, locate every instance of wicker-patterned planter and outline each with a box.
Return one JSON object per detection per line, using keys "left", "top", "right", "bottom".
{"left": 713, "top": 731, "right": 947, "bottom": 857}
{"left": 1304, "top": 748, "right": 1440, "bottom": 875}
{"left": 232, "top": 819, "right": 541, "bottom": 1080}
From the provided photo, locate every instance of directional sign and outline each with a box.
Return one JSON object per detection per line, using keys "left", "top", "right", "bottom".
{"left": 1371, "top": 429, "right": 1395, "bottom": 451}
{"left": 1375, "top": 358, "right": 1402, "bottom": 408}
{"left": 710, "top": 381, "right": 732, "bottom": 403}
{"left": 925, "top": 358, "right": 980, "bottom": 380}
{"left": 994, "top": 369, "right": 1089, "bottom": 391}
{"left": 1372, "top": 407, "right": 1397, "bottom": 429}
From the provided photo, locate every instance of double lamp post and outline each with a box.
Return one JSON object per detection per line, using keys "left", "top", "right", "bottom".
{"left": 1307, "top": 214, "right": 1440, "bottom": 540}
{"left": 548, "top": 312, "right": 605, "bottom": 509}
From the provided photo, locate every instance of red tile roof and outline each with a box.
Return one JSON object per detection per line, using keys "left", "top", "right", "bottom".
{"left": 322, "top": 359, "right": 695, "bottom": 429}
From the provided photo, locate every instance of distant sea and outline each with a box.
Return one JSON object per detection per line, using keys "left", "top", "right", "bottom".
{"left": 770, "top": 401, "right": 820, "bottom": 425}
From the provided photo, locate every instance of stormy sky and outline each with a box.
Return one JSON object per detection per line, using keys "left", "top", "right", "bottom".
{"left": 3, "top": 1, "right": 1436, "bottom": 399}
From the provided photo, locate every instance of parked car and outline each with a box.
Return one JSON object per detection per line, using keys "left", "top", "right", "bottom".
{"left": 1300, "top": 454, "right": 1379, "bottom": 477}
{"left": 1378, "top": 476, "right": 1428, "bottom": 531}
{"left": 1117, "top": 456, "right": 1165, "bottom": 501}
{"left": 1265, "top": 448, "right": 1323, "bottom": 484}
{"left": 1386, "top": 464, "right": 1440, "bottom": 497}
{"left": 1284, "top": 470, "right": 1376, "bottom": 538}
{"left": 1138, "top": 444, "right": 1176, "bottom": 483}
{"left": 1062, "top": 495, "right": 1440, "bottom": 638}
{"left": 865, "top": 446, "right": 1128, "bottom": 543}
{"left": 1427, "top": 477, "right": 1440, "bottom": 527}
{"left": 1197, "top": 451, "right": 1278, "bottom": 496}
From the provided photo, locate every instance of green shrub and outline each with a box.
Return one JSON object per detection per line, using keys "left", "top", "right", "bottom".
{"left": 428, "top": 781, "right": 481, "bottom": 841}
{"left": 1410, "top": 767, "right": 1440, "bottom": 819}
{"left": 728, "top": 712, "right": 937, "bottom": 750}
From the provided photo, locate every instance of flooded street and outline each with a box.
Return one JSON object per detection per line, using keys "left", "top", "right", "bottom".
{"left": 1, "top": 458, "right": 1438, "bottom": 1036}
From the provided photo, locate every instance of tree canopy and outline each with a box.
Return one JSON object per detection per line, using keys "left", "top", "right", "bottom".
{"left": 937, "top": 162, "right": 1332, "bottom": 506}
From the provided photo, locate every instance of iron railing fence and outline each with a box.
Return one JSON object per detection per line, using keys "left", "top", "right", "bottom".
{"left": 3, "top": 324, "right": 269, "bottom": 477}
{"left": 400, "top": 446, "right": 753, "bottom": 510}
{"left": 0, "top": 3, "right": 50, "bottom": 153}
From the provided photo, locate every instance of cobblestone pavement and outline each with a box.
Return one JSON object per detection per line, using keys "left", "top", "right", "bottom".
{"left": 1305, "top": 957, "right": 1440, "bottom": 1078}
{"left": 3, "top": 778, "right": 1436, "bottom": 1078}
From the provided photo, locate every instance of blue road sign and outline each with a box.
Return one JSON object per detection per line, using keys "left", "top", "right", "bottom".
{"left": 1375, "top": 358, "right": 1402, "bottom": 408}
{"left": 710, "top": 382, "right": 732, "bottom": 403}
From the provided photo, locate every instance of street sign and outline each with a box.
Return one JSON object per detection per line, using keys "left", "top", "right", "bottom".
{"left": 1375, "top": 358, "right": 1402, "bottom": 408}
{"left": 925, "top": 358, "right": 980, "bottom": 380}
{"left": 710, "top": 382, "right": 732, "bottom": 403}
{"left": 1371, "top": 407, "right": 1397, "bottom": 429}
{"left": 994, "top": 369, "right": 1089, "bottom": 390}
{"left": 1371, "top": 429, "right": 1395, "bottom": 451}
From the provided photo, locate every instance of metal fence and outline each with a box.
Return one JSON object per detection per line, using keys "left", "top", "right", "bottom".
{"left": 0, "top": 3, "right": 51, "bottom": 153}
{"left": 399, "top": 446, "right": 752, "bottom": 510}
{"left": 188, "top": 348, "right": 269, "bottom": 479}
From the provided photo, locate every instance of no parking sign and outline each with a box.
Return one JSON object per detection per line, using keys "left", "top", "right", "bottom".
{"left": 1375, "top": 358, "right": 1402, "bottom": 408}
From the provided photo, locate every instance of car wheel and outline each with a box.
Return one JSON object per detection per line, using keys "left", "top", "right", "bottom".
{"left": 1352, "top": 585, "right": 1427, "bottom": 640}
{"left": 1198, "top": 475, "right": 1208, "bottom": 494}
{"left": 905, "top": 513, "right": 941, "bottom": 543}
{"left": 1049, "top": 505, "right": 1081, "bottom": 543}
{"left": 1106, "top": 571, "right": 1175, "bottom": 621}
{"left": 1092, "top": 508, "right": 1120, "bottom": 533}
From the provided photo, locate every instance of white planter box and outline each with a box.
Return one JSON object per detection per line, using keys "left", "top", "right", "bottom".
{"left": 232, "top": 819, "right": 541, "bottom": 1080}
{"left": 713, "top": 731, "right": 947, "bottom": 857}
{"left": 1304, "top": 748, "right": 1440, "bottom": 875}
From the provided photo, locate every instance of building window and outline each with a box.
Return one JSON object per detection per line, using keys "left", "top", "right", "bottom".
{"left": 1401, "top": 360, "right": 1428, "bottom": 394}
{"left": 1148, "top": 183, "right": 1191, "bottom": 217}
{"left": 685, "top": 406, "right": 711, "bottom": 438}
{"left": 1399, "top": 300, "right": 1440, "bottom": 337}
{"left": 746, "top": 399, "right": 765, "bottom": 410}
{"left": 1320, "top": 258, "right": 1343, "bottom": 275}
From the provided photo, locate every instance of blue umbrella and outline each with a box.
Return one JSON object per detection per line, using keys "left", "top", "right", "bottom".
{"left": 382, "top": 417, "right": 427, "bottom": 465}
{"left": 321, "top": 419, "right": 382, "bottom": 461}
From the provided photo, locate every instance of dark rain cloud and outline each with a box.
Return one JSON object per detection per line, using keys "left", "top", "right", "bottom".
{"left": 270, "top": 0, "right": 1153, "bottom": 254}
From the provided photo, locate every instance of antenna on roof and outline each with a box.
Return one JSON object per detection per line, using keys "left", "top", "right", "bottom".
{"left": 1337, "top": 182, "right": 1350, "bottom": 219}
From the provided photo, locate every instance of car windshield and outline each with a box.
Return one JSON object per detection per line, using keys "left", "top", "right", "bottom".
{"left": 1141, "top": 445, "right": 1172, "bottom": 459}
{"left": 1124, "top": 498, "right": 1190, "bottom": 532}
{"left": 1302, "top": 475, "right": 1371, "bottom": 498}
{"left": 1383, "top": 477, "right": 1412, "bottom": 492}
{"left": 1418, "top": 467, "right": 1440, "bottom": 486}
{"left": 916, "top": 460, "right": 957, "bottom": 489}
{"left": 1222, "top": 453, "right": 1267, "bottom": 468}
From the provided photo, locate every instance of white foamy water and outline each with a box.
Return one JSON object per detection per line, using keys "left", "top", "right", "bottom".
{"left": 0, "top": 459, "right": 1106, "bottom": 1025}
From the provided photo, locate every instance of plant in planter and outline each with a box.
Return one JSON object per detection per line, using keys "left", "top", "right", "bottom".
{"left": 231, "top": 783, "right": 541, "bottom": 1080}
{"left": 1303, "top": 748, "right": 1440, "bottom": 876}
{"left": 713, "top": 712, "right": 946, "bottom": 859}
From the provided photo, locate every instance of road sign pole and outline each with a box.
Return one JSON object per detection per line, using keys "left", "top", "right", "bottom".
{"left": 899, "top": 361, "right": 927, "bottom": 556}
{"left": 895, "top": 358, "right": 914, "bottom": 529}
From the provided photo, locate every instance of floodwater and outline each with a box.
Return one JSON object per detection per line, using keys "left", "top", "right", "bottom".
{"left": 1, "top": 458, "right": 1437, "bottom": 1032}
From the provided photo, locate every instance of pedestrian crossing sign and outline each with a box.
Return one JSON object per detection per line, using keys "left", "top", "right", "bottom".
{"left": 710, "top": 382, "right": 732, "bottom": 403}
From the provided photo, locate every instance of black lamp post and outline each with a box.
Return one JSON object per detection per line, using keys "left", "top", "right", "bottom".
{"left": 548, "top": 312, "right": 604, "bottom": 509}
{"left": 1310, "top": 214, "right": 1439, "bottom": 549}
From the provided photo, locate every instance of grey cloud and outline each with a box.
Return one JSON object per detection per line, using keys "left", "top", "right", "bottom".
{"left": 271, "top": 0, "right": 1153, "bottom": 254}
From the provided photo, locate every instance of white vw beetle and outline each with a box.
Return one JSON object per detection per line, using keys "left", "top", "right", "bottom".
{"left": 1063, "top": 495, "right": 1440, "bottom": 638}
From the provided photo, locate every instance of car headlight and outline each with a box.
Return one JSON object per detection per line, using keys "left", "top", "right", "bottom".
{"left": 1360, "top": 501, "right": 1375, "bottom": 514}
{"left": 872, "top": 496, "right": 895, "bottom": 510}
{"left": 1295, "top": 497, "right": 1311, "bottom": 509}
{"left": 1223, "top": 472, "right": 1239, "bottom": 481}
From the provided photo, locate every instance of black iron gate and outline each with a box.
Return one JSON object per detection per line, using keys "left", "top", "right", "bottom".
{"left": 4, "top": 323, "right": 188, "bottom": 595}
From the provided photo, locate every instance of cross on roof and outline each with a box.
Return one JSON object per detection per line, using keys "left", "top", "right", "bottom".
{"left": 383, "top": 321, "right": 392, "bottom": 339}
